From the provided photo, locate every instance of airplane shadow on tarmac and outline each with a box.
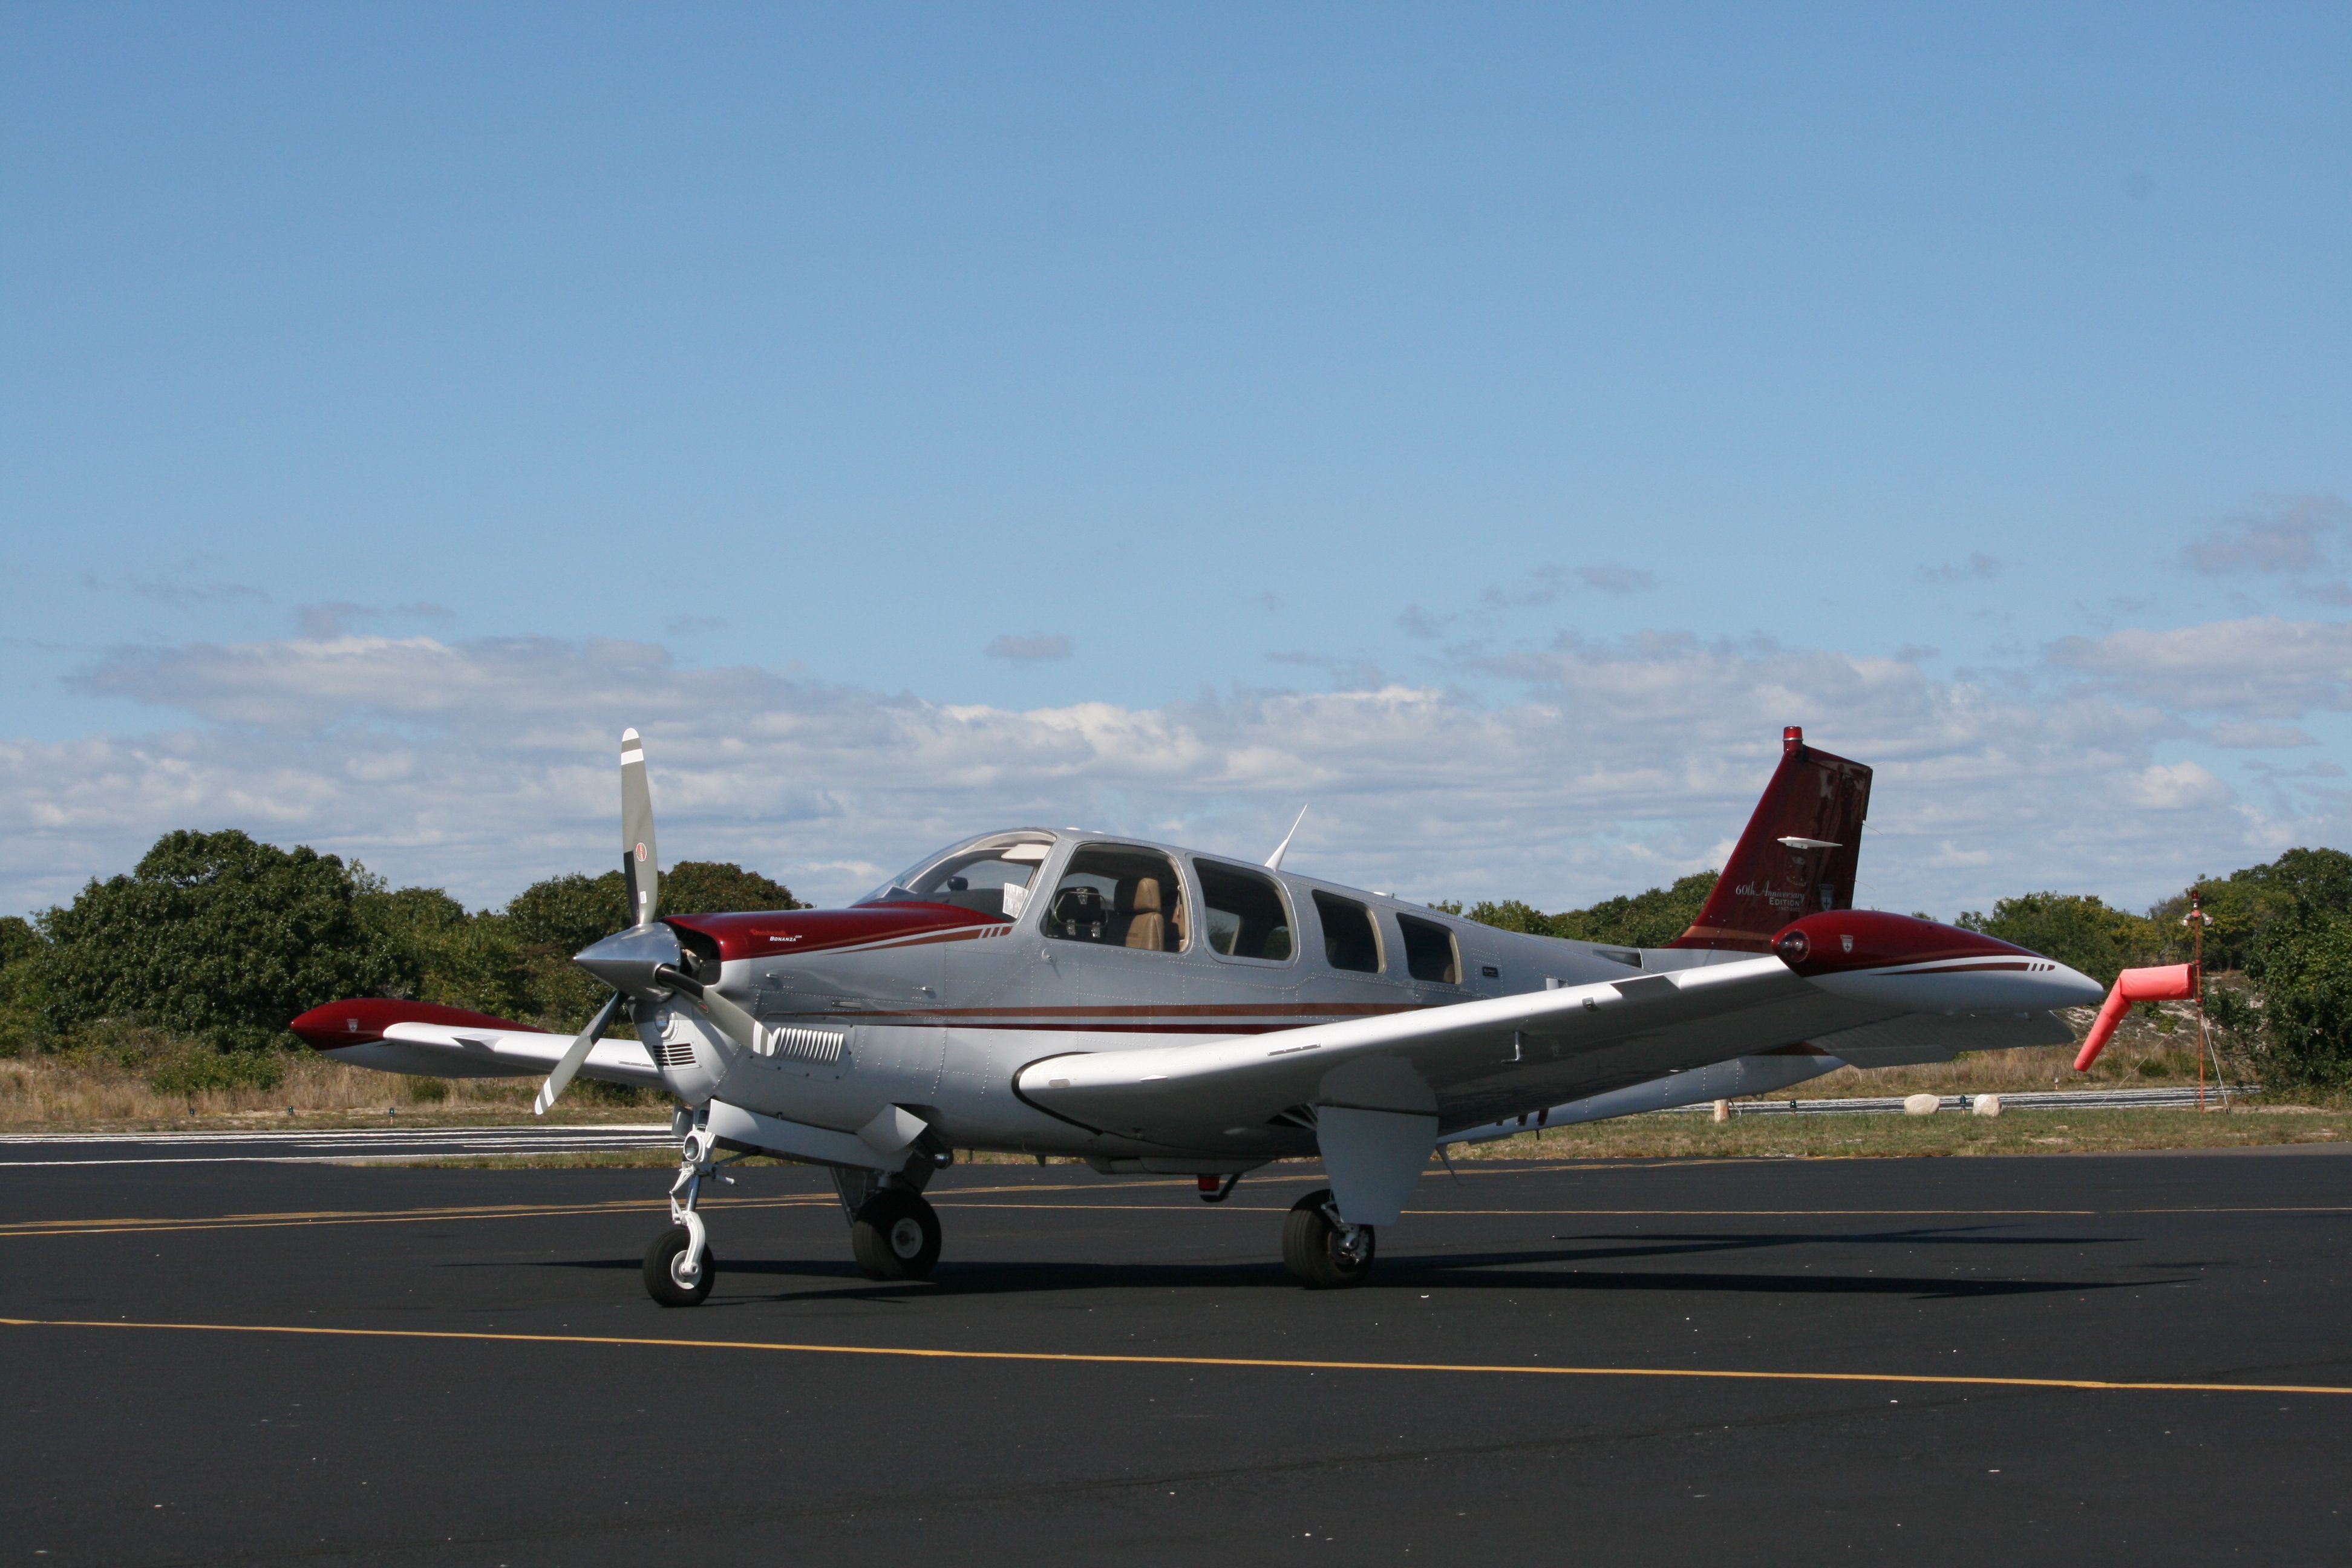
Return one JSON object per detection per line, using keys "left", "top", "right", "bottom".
{"left": 535, "top": 1229, "right": 2164, "bottom": 1305}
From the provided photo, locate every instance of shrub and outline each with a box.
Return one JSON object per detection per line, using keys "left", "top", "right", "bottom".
{"left": 147, "top": 1049, "right": 287, "bottom": 1096}
{"left": 2244, "top": 910, "right": 2352, "bottom": 1091}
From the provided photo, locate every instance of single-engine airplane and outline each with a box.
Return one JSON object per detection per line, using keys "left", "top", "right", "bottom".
{"left": 293, "top": 725, "right": 2103, "bottom": 1304}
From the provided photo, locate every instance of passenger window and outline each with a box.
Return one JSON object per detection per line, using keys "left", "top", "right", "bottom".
{"left": 1313, "top": 892, "right": 1380, "bottom": 973}
{"left": 1044, "top": 844, "right": 1188, "bottom": 953}
{"left": 1397, "top": 913, "right": 1461, "bottom": 984}
{"left": 1197, "top": 860, "right": 1294, "bottom": 962}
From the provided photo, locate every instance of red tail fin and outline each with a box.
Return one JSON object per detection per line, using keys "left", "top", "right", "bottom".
{"left": 1670, "top": 727, "right": 1873, "bottom": 952}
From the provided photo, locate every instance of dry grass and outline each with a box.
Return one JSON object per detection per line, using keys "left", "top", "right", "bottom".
{"left": 1444, "top": 1103, "right": 2351, "bottom": 1161}
{"left": 0, "top": 1051, "right": 663, "bottom": 1132}
{"left": 1771, "top": 1044, "right": 2194, "bottom": 1099}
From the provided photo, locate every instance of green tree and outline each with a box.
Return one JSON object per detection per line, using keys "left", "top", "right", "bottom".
{"left": 36, "top": 829, "right": 400, "bottom": 1051}
{"left": 2164, "top": 848, "right": 2352, "bottom": 973}
{"left": 0, "top": 915, "right": 48, "bottom": 1054}
{"left": 662, "top": 861, "right": 805, "bottom": 918}
{"left": 1554, "top": 871, "right": 1719, "bottom": 948}
{"left": 355, "top": 883, "right": 529, "bottom": 1019}
{"left": 2243, "top": 909, "right": 2352, "bottom": 1090}
{"left": 1956, "top": 892, "right": 2155, "bottom": 987}
{"left": 1460, "top": 899, "right": 1561, "bottom": 937}
{"left": 500, "top": 861, "right": 803, "bottom": 1027}
{"left": 1459, "top": 871, "right": 1717, "bottom": 948}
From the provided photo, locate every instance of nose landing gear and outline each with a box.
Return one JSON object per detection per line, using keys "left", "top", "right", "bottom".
{"left": 643, "top": 1107, "right": 728, "bottom": 1307}
{"left": 1282, "top": 1187, "right": 1376, "bottom": 1289}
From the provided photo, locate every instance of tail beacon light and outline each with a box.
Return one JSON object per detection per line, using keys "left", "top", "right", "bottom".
{"left": 2074, "top": 964, "right": 2198, "bottom": 1072}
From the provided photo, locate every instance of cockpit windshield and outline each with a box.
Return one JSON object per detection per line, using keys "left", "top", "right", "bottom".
{"left": 855, "top": 831, "right": 1058, "bottom": 921}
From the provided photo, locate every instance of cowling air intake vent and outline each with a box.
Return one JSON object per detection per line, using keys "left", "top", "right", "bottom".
{"left": 756, "top": 1025, "right": 846, "bottom": 1063}
{"left": 655, "top": 1035, "right": 698, "bottom": 1070}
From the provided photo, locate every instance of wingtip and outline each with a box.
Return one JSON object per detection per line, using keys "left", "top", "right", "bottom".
{"left": 621, "top": 727, "right": 641, "bottom": 745}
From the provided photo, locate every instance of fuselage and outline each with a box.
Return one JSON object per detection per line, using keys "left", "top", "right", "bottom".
{"left": 615, "top": 826, "right": 2096, "bottom": 1164}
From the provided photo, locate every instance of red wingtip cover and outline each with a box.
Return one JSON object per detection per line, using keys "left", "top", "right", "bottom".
{"left": 289, "top": 998, "right": 542, "bottom": 1050}
{"left": 1669, "top": 732, "right": 1874, "bottom": 952}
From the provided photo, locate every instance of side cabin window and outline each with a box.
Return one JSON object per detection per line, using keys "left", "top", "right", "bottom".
{"left": 1313, "top": 891, "right": 1380, "bottom": 973}
{"left": 1396, "top": 912, "right": 1461, "bottom": 985}
{"left": 1197, "top": 860, "right": 1294, "bottom": 962}
{"left": 1044, "top": 844, "right": 1188, "bottom": 953}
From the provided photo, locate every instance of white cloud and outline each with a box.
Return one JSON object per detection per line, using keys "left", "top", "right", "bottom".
{"left": 2180, "top": 494, "right": 2348, "bottom": 576}
{"left": 5, "top": 621, "right": 2344, "bottom": 923}
{"left": 2118, "top": 761, "right": 2233, "bottom": 811}
{"left": 2048, "top": 616, "right": 2352, "bottom": 717}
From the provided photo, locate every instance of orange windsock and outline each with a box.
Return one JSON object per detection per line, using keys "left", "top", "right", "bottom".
{"left": 2074, "top": 963, "right": 2199, "bottom": 1072}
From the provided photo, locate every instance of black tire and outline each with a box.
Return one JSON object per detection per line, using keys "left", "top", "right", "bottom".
{"left": 1282, "top": 1187, "right": 1375, "bottom": 1289}
{"left": 850, "top": 1189, "right": 942, "bottom": 1281}
{"left": 642, "top": 1224, "right": 717, "bottom": 1308}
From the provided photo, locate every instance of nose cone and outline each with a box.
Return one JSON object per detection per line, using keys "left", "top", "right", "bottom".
{"left": 2050, "top": 962, "right": 2108, "bottom": 1010}
{"left": 572, "top": 923, "right": 683, "bottom": 1000}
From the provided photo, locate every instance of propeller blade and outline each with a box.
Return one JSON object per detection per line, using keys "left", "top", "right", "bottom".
{"left": 621, "top": 728, "right": 658, "bottom": 929}
{"left": 533, "top": 990, "right": 625, "bottom": 1116}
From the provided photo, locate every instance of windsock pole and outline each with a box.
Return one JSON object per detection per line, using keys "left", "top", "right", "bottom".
{"left": 2184, "top": 887, "right": 2220, "bottom": 1110}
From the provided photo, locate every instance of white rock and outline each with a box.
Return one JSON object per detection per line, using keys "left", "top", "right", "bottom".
{"left": 1972, "top": 1094, "right": 2004, "bottom": 1118}
{"left": 1712, "top": 1099, "right": 1731, "bottom": 1124}
{"left": 1903, "top": 1093, "right": 1941, "bottom": 1117}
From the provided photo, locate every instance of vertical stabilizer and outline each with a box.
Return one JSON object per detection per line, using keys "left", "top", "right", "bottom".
{"left": 1668, "top": 727, "right": 1873, "bottom": 952}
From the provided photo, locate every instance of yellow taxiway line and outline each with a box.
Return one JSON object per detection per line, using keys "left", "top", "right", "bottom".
{"left": 3, "top": 1316, "right": 2345, "bottom": 1398}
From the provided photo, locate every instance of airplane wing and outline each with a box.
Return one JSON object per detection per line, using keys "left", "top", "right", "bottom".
{"left": 295, "top": 1008, "right": 664, "bottom": 1089}
{"left": 1014, "top": 955, "right": 1862, "bottom": 1147}
{"left": 1014, "top": 908, "right": 2100, "bottom": 1157}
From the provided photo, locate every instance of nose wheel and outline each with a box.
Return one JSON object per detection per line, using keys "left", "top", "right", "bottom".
{"left": 1282, "top": 1187, "right": 1375, "bottom": 1289}
{"left": 851, "top": 1189, "right": 942, "bottom": 1281}
{"left": 644, "top": 1224, "right": 717, "bottom": 1307}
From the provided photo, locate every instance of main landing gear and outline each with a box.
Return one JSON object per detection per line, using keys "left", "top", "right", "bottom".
{"left": 834, "top": 1139, "right": 952, "bottom": 1282}
{"left": 1282, "top": 1187, "right": 1376, "bottom": 1289}
{"left": 848, "top": 1187, "right": 942, "bottom": 1280}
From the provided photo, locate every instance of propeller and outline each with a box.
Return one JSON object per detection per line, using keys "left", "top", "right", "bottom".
{"left": 534, "top": 727, "right": 741, "bottom": 1116}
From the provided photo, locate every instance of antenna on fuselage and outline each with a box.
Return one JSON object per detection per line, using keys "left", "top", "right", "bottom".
{"left": 1265, "top": 805, "right": 1308, "bottom": 871}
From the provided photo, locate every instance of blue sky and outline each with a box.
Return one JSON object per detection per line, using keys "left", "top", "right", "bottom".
{"left": 4, "top": 4, "right": 2349, "bottom": 919}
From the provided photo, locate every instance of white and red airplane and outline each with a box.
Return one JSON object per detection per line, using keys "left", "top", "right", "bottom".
{"left": 293, "top": 726, "right": 2101, "bottom": 1304}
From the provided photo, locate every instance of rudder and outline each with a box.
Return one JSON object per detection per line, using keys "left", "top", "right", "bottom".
{"left": 1669, "top": 727, "right": 1872, "bottom": 952}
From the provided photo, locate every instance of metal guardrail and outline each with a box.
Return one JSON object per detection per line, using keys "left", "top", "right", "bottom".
{"left": 1666, "top": 1085, "right": 2256, "bottom": 1117}
{"left": 0, "top": 1124, "right": 679, "bottom": 1165}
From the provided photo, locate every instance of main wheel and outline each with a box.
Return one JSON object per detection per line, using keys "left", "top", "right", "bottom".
{"left": 643, "top": 1224, "right": 717, "bottom": 1308}
{"left": 851, "top": 1189, "right": 941, "bottom": 1281}
{"left": 1282, "top": 1187, "right": 1375, "bottom": 1289}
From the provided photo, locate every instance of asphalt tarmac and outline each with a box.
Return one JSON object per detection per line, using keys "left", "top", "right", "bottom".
{"left": 2, "top": 1146, "right": 2347, "bottom": 1567}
